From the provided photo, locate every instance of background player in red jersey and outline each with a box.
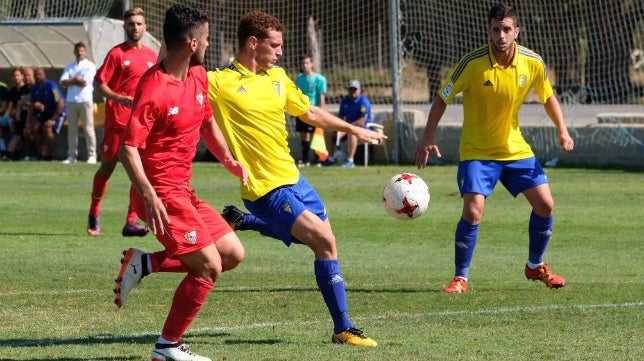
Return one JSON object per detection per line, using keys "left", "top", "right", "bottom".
{"left": 116, "top": 5, "right": 247, "bottom": 361}
{"left": 88, "top": 7, "right": 158, "bottom": 237}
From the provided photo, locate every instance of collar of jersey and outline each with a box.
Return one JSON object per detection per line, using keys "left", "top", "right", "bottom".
{"left": 488, "top": 42, "right": 518, "bottom": 68}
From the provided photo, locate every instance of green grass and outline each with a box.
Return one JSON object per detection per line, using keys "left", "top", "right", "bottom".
{"left": 0, "top": 162, "right": 642, "bottom": 361}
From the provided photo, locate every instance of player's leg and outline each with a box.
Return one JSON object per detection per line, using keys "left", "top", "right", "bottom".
{"left": 246, "top": 176, "right": 376, "bottom": 346}
{"left": 501, "top": 157, "right": 564, "bottom": 289}
{"left": 152, "top": 243, "right": 219, "bottom": 361}
{"left": 445, "top": 160, "right": 501, "bottom": 293}
{"left": 88, "top": 127, "right": 120, "bottom": 235}
{"left": 152, "top": 195, "right": 243, "bottom": 361}
{"left": 122, "top": 185, "right": 148, "bottom": 237}
{"left": 291, "top": 209, "right": 377, "bottom": 346}
{"left": 221, "top": 204, "right": 279, "bottom": 239}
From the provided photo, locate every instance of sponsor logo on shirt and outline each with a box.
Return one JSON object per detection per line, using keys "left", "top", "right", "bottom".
{"left": 196, "top": 93, "right": 204, "bottom": 106}
{"left": 168, "top": 106, "right": 179, "bottom": 116}
{"left": 442, "top": 82, "right": 453, "bottom": 99}
{"left": 483, "top": 79, "right": 493, "bottom": 87}
{"left": 237, "top": 85, "right": 247, "bottom": 93}
{"left": 124, "top": 60, "right": 131, "bottom": 66}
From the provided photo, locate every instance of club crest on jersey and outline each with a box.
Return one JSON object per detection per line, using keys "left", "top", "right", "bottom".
{"left": 196, "top": 93, "right": 204, "bottom": 106}
{"left": 184, "top": 230, "right": 197, "bottom": 244}
{"left": 273, "top": 81, "right": 281, "bottom": 96}
{"left": 519, "top": 75, "right": 527, "bottom": 88}
{"left": 124, "top": 60, "right": 131, "bottom": 66}
{"left": 168, "top": 106, "right": 179, "bottom": 116}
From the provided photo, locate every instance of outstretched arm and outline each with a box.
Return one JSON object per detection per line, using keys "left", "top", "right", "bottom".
{"left": 299, "top": 105, "right": 386, "bottom": 145}
{"left": 414, "top": 96, "right": 447, "bottom": 169}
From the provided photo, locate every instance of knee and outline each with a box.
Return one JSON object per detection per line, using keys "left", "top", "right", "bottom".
{"left": 534, "top": 200, "right": 554, "bottom": 218}
{"left": 222, "top": 247, "right": 245, "bottom": 272}
{"left": 199, "top": 262, "right": 223, "bottom": 283}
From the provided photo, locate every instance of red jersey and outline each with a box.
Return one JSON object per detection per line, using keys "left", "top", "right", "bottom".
{"left": 95, "top": 43, "right": 157, "bottom": 128}
{"left": 122, "top": 65, "right": 213, "bottom": 195}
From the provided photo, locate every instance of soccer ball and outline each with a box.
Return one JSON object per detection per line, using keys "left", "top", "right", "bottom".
{"left": 382, "top": 173, "right": 430, "bottom": 220}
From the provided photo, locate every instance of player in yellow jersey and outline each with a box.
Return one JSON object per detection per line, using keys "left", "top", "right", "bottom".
{"left": 414, "top": 3, "right": 574, "bottom": 294}
{"left": 210, "top": 10, "right": 385, "bottom": 346}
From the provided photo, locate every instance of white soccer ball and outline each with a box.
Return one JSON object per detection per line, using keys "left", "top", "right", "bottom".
{"left": 382, "top": 173, "right": 430, "bottom": 220}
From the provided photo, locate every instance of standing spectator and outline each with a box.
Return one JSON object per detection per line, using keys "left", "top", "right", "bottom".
{"left": 116, "top": 5, "right": 247, "bottom": 360}
{"left": 88, "top": 7, "right": 158, "bottom": 236}
{"left": 414, "top": 3, "right": 574, "bottom": 294}
{"left": 60, "top": 41, "right": 97, "bottom": 164}
{"left": 24, "top": 67, "right": 65, "bottom": 161}
{"left": 6, "top": 67, "right": 34, "bottom": 160}
{"left": 323, "top": 80, "right": 372, "bottom": 168}
{"left": 211, "top": 10, "right": 385, "bottom": 346}
{"left": 295, "top": 55, "right": 327, "bottom": 166}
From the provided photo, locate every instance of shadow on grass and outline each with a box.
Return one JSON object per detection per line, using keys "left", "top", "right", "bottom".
{"left": 0, "top": 331, "right": 228, "bottom": 348}
{"left": 0, "top": 356, "right": 141, "bottom": 361}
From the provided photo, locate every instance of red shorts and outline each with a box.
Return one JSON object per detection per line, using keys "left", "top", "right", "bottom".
{"left": 100, "top": 126, "right": 125, "bottom": 159}
{"left": 132, "top": 190, "right": 232, "bottom": 256}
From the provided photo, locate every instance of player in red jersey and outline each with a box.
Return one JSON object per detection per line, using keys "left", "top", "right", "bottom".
{"left": 116, "top": 5, "right": 247, "bottom": 361}
{"left": 88, "top": 7, "right": 158, "bottom": 237}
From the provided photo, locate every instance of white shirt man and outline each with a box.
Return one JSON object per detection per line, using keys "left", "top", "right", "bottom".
{"left": 60, "top": 41, "right": 97, "bottom": 164}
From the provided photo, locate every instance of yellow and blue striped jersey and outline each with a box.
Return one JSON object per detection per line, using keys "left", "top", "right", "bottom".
{"left": 439, "top": 42, "right": 554, "bottom": 161}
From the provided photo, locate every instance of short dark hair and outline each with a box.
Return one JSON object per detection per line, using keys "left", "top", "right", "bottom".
{"left": 487, "top": 3, "right": 518, "bottom": 26}
{"left": 238, "top": 10, "right": 285, "bottom": 50}
{"left": 163, "top": 4, "right": 209, "bottom": 50}
{"left": 74, "top": 41, "right": 86, "bottom": 51}
{"left": 124, "top": 7, "right": 145, "bottom": 22}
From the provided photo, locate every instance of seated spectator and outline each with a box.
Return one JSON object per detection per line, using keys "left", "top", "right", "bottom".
{"left": 323, "top": 79, "right": 372, "bottom": 168}
{"left": 23, "top": 67, "right": 65, "bottom": 161}
{"left": 6, "top": 67, "right": 35, "bottom": 160}
{"left": 2, "top": 68, "right": 30, "bottom": 160}
{"left": 0, "top": 79, "right": 8, "bottom": 158}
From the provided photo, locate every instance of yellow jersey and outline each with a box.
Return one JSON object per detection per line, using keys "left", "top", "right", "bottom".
{"left": 439, "top": 42, "right": 554, "bottom": 161}
{"left": 207, "top": 60, "right": 310, "bottom": 201}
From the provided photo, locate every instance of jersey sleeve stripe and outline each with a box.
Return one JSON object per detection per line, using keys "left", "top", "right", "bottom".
{"left": 451, "top": 45, "right": 489, "bottom": 82}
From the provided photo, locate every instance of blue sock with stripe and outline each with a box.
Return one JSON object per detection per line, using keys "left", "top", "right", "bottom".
{"left": 314, "top": 259, "right": 352, "bottom": 333}
{"left": 528, "top": 211, "right": 554, "bottom": 265}
{"left": 454, "top": 218, "right": 479, "bottom": 279}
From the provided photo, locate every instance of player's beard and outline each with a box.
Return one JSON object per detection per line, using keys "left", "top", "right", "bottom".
{"left": 190, "top": 51, "right": 204, "bottom": 66}
{"left": 127, "top": 32, "right": 142, "bottom": 42}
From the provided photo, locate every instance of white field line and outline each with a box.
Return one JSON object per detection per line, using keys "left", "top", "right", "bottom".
{"left": 0, "top": 301, "right": 641, "bottom": 347}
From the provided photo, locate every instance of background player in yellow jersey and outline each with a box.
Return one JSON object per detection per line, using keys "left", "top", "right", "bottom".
{"left": 209, "top": 10, "right": 385, "bottom": 346}
{"left": 414, "top": 3, "right": 574, "bottom": 294}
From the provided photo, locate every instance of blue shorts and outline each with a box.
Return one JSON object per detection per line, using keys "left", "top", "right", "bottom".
{"left": 456, "top": 158, "right": 548, "bottom": 198}
{"left": 243, "top": 174, "right": 327, "bottom": 246}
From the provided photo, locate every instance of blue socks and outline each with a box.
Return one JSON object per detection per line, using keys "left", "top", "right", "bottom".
{"left": 314, "top": 259, "right": 352, "bottom": 333}
{"left": 528, "top": 211, "right": 553, "bottom": 265}
{"left": 454, "top": 218, "right": 479, "bottom": 279}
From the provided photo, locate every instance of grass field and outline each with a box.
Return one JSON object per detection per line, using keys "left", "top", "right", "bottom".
{"left": 0, "top": 162, "right": 642, "bottom": 361}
